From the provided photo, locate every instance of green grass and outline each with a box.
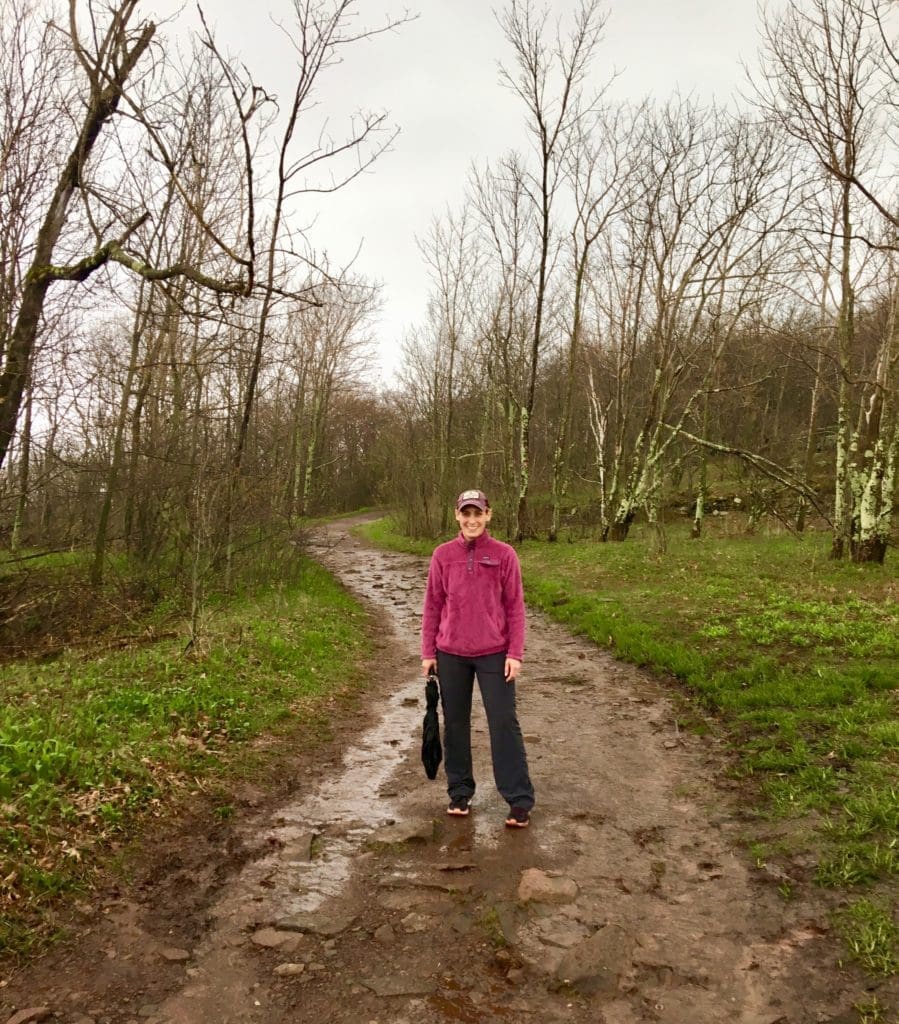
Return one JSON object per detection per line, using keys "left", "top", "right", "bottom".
{"left": 836, "top": 898, "right": 899, "bottom": 977}
{"left": 357, "top": 516, "right": 434, "bottom": 557}
{"left": 360, "top": 514, "right": 899, "bottom": 977}
{"left": 0, "top": 553, "right": 370, "bottom": 956}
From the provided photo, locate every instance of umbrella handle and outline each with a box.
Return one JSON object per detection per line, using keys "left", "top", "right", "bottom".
{"left": 427, "top": 670, "right": 440, "bottom": 695}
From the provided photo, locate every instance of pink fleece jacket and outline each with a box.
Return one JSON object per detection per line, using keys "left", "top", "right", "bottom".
{"left": 421, "top": 530, "right": 526, "bottom": 662}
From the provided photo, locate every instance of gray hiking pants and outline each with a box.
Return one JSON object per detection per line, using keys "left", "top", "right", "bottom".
{"left": 436, "top": 649, "right": 535, "bottom": 811}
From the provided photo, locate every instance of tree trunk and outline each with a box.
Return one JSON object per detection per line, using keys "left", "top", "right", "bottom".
{"left": 608, "top": 510, "right": 634, "bottom": 542}
{"left": 90, "top": 284, "right": 151, "bottom": 585}
{"left": 691, "top": 390, "right": 710, "bottom": 540}
{"left": 10, "top": 377, "right": 32, "bottom": 552}
{"left": 549, "top": 250, "right": 588, "bottom": 542}
{"left": 830, "top": 170, "right": 854, "bottom": 559}
{"left": 849, "top": 536, "right": 887, "bottom": 564}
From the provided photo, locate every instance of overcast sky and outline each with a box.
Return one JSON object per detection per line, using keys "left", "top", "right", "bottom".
{"left": 151, "top": 1, "right": 767, "bottom": 384}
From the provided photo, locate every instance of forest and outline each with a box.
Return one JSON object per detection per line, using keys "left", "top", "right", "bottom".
{"left": 0, "top": 0, "right": 898, "bottom": 580}
{"left": 0, "top": 0, "right": 897, "bottom": 1007}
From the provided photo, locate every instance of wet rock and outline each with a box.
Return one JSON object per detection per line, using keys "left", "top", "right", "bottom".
{"left": 494, "top": 947, "right": 515, "bottom": 967}
{"left": 755, "top": 862, "right": 795, "bottom": 885}
{"left": 159, "top": 946, "right": 191, "bottom": 962}
{"left": 495, "top": 901, "right": 525, "bottom": 942}
{"left": 534, "top": 915, "right": 592, "bottom": 949}
{"left": 273, "top": 962, "right": 306, "bottom": 977}
{"left": 378, "top": 872, "right": 472, "bottom": 894}
{"left": 376, "top": 889, "right": 453, "bottom": 912}
{"left": 280, "top": 832, "right": 316, "bottom": 862}
{"left": 447, "top": 910, "right": 474, "bottom": 935}
{"left": 252, "top": 927, "right": 295, "bottom": 948}
{"left": 276, "top": 908, "right": 357, "bottom": 937}
{"left": 359, "top": 973, "right": 438, "bottom": 997}
{"left": 400, "top": 912, "right": 433, "bottom": 933}
{"left": 366, "top": 820, "right": 437, "bottom": 848}
{"left": 5, "top": 1011, "right": 52, "bottom": 1024}
{"left": 554, "top": 924, "right": 632, "bottom": 996}
{"left": 517, "top": 868, "right": 579, "bottom": 905}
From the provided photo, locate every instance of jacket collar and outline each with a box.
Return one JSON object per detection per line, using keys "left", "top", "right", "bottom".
{"left": 456, "top": 528, "right": 491, "bottom": 549}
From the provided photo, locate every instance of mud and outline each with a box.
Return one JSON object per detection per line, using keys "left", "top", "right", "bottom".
{"left": 1, "top": 516, "right": 891, "bottom": 1023}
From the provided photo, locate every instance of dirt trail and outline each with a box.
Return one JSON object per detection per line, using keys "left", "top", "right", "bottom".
{"left": 0, "top": 517, "right": 881, "bottom": 1024}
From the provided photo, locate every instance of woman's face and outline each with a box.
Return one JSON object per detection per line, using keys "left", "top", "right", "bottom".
{"left": 455, "top": 504, "right": 492, "bottom": 540}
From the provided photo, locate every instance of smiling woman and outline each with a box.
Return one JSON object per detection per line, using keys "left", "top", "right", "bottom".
{"left": 420, "top": 488, "right": 535, "bottom": 828}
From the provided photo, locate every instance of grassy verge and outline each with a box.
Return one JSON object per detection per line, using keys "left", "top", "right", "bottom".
{"left": 0, "top": 550, "right": 370, "bottom": 956}
{"left": 358, "top": 515, "right": 898, "bottom": 978}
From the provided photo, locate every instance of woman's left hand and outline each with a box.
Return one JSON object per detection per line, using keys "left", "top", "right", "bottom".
{"left": 504, "top": 658, "right": 521, "bottom": 682}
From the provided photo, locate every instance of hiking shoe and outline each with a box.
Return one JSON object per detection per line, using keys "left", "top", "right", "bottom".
{"left": 505, "top": 806, "right": 530, "bottom": 828}
{"left": 447, "top": 796, "right": 472, "bottom": 816}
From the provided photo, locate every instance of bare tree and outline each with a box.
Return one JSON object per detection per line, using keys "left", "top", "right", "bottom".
{"left": 548, "top": 105, "right": 634, "bottom": 541}
{"left": 417, "top": 209, "right": 482, "bottom": 528}
{"left": 498, "top": 0, "right": 609, "bottom": 540}
{"left": 0, "top": 1, "right": 257, "bottom": 476}
{"left": 756, "top": 0, "right": 896, "bottom": 561}
{"left": 585, "top": 103, "right": 793, "bottom": 541}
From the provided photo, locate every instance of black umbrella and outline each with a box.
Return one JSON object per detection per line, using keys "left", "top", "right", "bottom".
{"left": 421, "top": 672, "right": 443, "bottom": 780}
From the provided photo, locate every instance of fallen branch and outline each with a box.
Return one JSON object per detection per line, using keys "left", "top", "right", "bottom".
{"left": 662, "top": 424, "right": 832, "bottom": 525}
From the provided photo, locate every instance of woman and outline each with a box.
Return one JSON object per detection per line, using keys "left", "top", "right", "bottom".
{"left": 420, "top": 489, "right": 535, "bottom": 828}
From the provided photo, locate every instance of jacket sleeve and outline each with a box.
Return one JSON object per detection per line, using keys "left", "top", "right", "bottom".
{"left": 502, "top": 549, "right": 525, "bottom": 661}
{"left": 420, "top": 552, "right": 445, "bottom": 659}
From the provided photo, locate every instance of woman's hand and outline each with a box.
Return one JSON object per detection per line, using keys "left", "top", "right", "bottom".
{"left": 504, "top": 657, "right": 521, "bottom": 682}
{"left": 422, "top": 658, "right": 437, "bottom": 677}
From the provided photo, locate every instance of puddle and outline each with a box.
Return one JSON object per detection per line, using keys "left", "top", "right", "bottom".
{"left": 265, "top": 678, "right": 424, "bottom": 912}
{"left": 251, "top": 526, "right": 429, "bottom": 913}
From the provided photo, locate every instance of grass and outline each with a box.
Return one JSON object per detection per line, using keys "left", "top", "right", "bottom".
{"left": 478, "top": 904, "right": 508, "bottom": 949}
{"left": 0, "top": 549, "right": 370, "bottom": 956}
{"left": 836, "top": 898, "right": 899, "bottom": 977}
{"left": 359, "top": 514, "right": 899, "bottom": 977}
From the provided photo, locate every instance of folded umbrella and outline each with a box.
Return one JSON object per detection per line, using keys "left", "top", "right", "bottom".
{"left": 421, "top": 672, "right": 442, "bottom": 780}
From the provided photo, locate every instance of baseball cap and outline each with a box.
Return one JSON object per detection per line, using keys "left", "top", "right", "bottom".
{"left": 455, "top": 488, "right": 489, "bottom": 511}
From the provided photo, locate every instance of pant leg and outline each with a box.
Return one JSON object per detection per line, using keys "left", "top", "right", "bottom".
{"left": 474, "top": 652, "right": 535, "bottom": 811}
{"left": 436, "top": 650, "right": 476, "bottom": 801}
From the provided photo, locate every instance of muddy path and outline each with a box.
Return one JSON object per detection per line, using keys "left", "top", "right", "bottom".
{"left": 1, "top": 517, "right": 886, "bottom": 1024}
